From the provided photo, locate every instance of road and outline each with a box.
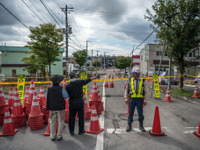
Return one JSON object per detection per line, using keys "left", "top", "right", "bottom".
{"left": 0, "top": 73, "right": 200, "bottom": 150}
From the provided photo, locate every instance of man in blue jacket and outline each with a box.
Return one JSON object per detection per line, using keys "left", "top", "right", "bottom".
{"left": 66, "top": 73, "right": 96, "bottom": 135}
{"left": 47, "top": 75, "right": 69, "bottom": 141}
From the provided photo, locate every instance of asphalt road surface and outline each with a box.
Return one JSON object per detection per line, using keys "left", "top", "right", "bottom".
{"left": 0, "top": 75, "right": 200, "bottom": 150}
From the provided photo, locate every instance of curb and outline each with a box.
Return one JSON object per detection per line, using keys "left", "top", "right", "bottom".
{"left": 149, "top": 87, "right": 200, "bottom": 106}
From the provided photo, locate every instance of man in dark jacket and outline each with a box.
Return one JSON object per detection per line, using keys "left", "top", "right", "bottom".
{"left": 65, "top": 73, "right": 96, "bottom": 135}
{"left": 47, "top": 75, "right": 69, "bottom": 141}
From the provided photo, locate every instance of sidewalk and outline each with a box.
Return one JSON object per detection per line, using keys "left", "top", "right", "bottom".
{"left": 148, "top": 82, "right": 200, "bottom": 106}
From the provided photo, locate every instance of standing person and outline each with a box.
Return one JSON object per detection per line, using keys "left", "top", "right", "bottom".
{"left": 46, "top": 75, "right": 69, "bottom": 141}
{"left": 65, "top": 73, "right": 96, "bottom": 135}
{"left": 124, "top": 67, "right": 147, "bottom": 132}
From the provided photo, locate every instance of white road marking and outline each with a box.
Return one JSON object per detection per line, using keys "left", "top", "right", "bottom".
{"left": 106, "top": 127, "right": 199, "bottom": 134}
{"left": 95, "top": 81, "right": 106, "bottom": 150}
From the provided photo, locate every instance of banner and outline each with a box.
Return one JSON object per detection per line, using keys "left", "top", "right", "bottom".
{"left": 153, "top": 73, "right": 160, "bottom": 98}
{"left": 80, "top": 73, "right": 88, "bottom": 99}
{"left": 17, "top": 74, "right": 25, "bottom": 104}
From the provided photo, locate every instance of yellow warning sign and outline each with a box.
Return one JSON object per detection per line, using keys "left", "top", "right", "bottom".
{"left": 80, "top": 73, "right": 88, "bottom": 99}
{"left": 17, "top": 75, "right": 25, "bottom": 103}
{"left": 153, "top": 73, "right": 160, "bottom": 98}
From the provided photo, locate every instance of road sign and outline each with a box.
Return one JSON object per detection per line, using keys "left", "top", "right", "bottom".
{"left": 17, "top": 74, "right": 25, "bottom": 103}
{"left": 153, "top": 73, "right": 160, "bottom": 98}
{"left": 80, "top": 73, "right": 88, "bottom": 99}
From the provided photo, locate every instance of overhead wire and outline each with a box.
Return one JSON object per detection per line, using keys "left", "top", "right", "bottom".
{"left": 0, "top": 2, "right": 29, "bottom": 30}
{"left": 39, "top": 0, "right": 62, "bottom": 28}
{"left": 29, "top": 0, "right": 49, "bottom": 23}
{"left": 21, "top": 0, "right": 45, "bottom": 24}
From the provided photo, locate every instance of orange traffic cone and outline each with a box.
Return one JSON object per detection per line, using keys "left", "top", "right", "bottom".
{"left": 193, "top": 121, "right": 200, "bottom": 138}
{"left": 12, "top": 92, "right": 23, "bottom": 116}
{"left": 39, "top": 86, "right": 45, "bottom": 107}
{"left": 89, "top": 82, "right": 99, "bottom": 101}
{"left": 148, "top": 106, "right": 166, "bottom": 136}
{"left": 28, "top": 92, "right": 44, "bottom": 130}
{"left": 163, "top": 89, "right": 172, "bottom": 102}
{"left": 29, "top": 80, "right": 36, "bottom": 104}
{"left": 86, "top": 105, "right": 104, "bottom": 134}
{"left": 0, "top": 85, "right": 6, "bottom": 106}
{"left": 124, "top": 81, "right": 128, "bottom": 90}
{"left": 0, "top": 108, "right": 18, "bottom": 136}
{"left": 104, "top": 81, "right": 108, "bottom": 88}
{"left": 110, "top": 81, "right": 114, "bottom": 88}
{"left": 12, "top": 92, "right": 26, "bottom": 128}
{"left": 8, "top": 88, "right": 14, "bottom": 108}
{"left": 63, "top": 78, "right": 67, "bottom": 88}
{"left": 29, "top": 92, "right": 43, "bottom": 117}
{"left": 24, "top": 87, "right": 29, "bottom": 106}
{"left": 83, "top": 92, "right": 91, "bottom": 120}
{"left": 192, "top": 86, "right": 200, "bottom": 98}
{"left": 96, "top": 85, "right": 101, "bottom": 101}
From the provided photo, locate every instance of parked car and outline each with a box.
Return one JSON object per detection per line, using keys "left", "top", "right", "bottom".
{"left": 159, "top": 71, "right": 178, "bottom": 85}
{"left": 194, "top": 75, "right": 200, "bottom": 83}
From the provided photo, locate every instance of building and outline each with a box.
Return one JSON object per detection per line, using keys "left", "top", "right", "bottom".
{"left": 140, "top": 44, "right": 200, "bottom": 76}
{"left": 0, "top": 46, "right": 64, "bottom": 77}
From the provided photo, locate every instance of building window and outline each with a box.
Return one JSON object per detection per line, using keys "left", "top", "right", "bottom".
{"left": 12, "top": 69, "right": 16, "bottom": 77}
{"left": 189, "top": 52, "right": 196, "bottom": 58}
{"left": 156, "top": 51, "right": 162, "bottom": 56}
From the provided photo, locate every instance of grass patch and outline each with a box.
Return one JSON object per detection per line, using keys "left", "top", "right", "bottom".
{"left": 170, "top": 89, "right": 193, "bottom": 97}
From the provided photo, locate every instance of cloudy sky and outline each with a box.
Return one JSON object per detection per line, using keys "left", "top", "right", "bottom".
{"left": 0, "top": 0, "right": 157, "bottom": 57}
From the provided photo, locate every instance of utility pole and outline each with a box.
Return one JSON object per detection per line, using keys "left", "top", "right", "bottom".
{"left": 104, "top": 51, "right": 106, "bottom": 71}
{"left": 158, "top": 43, "right": 165, "bottom": 76}
{"left": 168, "top": 57, "right": 172, "bottom": 89}
{"left": 86, "top": 40, "right": 90, "bottom": 58}
{"left": 96, "top": 50, "right": 100, "bottom": 73}
{"left": 61, "top": 5, "right": 73, "bottom": 77}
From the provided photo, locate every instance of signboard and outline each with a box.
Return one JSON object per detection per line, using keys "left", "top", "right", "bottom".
{"left": 153, "top": 73, "right": 160, "bottom": 98}
{"left": 80, "top": 73, "right": 88, "bottom": 99}
{"left": 17, "top": 74, "right": 25, "bottom": 104}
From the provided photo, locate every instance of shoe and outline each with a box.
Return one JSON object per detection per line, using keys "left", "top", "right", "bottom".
{"left": 126, "top": 123, "right": 132, "bottom": 132}
{"left": 57, "top": 137, "right": 63, "bottom": 141}
{"left": 78, "top": 130, "right": 85, "bottom": 135}
{"left": 51, "top": 138, "right": 56, "bottom": 141}
{"left": 70, "top": 132, "right": 75, "bottom": 136}
{"left": 139, "top": 122, "right": 145, "bottom": 132}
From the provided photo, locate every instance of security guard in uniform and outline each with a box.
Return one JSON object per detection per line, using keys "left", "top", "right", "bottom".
{"left": 124, "top": 67, "right": 147, "bottom": 132}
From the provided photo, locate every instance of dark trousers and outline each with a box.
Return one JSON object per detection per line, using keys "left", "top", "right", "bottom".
{"left": 128, "top": 98, "right": 144, "bottom": 123}
{"left": 69, "top": 101, "right": 84, "bottom": 133}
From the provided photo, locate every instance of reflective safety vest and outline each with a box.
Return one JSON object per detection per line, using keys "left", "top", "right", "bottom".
{"left": 130, "top": 78, "right": 144, "bottom": 98}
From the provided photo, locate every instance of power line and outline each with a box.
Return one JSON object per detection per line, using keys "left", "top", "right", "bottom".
{"left": 21, "top": 0, "right": 45, "bottom": 24}
{"left": 29, "top": 0, "right": 49, "bottom": 23}
{"left": 39, "top": 0, "right": 62, "bottom": 28}
{"left": 69, "top": 38, "right": 84, "bottom": 49}
{"left": 132, "top": 26, "right": 159, "bottom": 53}
{"left": 0, "top": 2, "right": 29, "bottom": 30}
{"left": 69, "top": 45, "right": 82, "bottom": 51}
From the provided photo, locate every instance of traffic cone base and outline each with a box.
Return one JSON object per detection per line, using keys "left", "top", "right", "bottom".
{"left": 0, "top": 129, "right": 18, "bottom": 136}
{"left": 193, "top": 132, "right": 200, "bottom": 138}
{"left": 86, "top": 128, "right": 104, "bottom": 134}
{"left": 148, "top": 130, "right": 166, "bottom": 137}
{"left": 192, "top": 121, "right": 200, "bottom": 138}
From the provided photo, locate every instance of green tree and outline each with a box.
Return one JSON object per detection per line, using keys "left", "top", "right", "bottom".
{"left": 72, "top": 49, "right": 87, "bottom": 71}
{"left": 145, "top": 0, "right": 200, "bottom": 89}
{"left": 92, "top": 61, "right": 101, "bottom": 67}
{"left": 114, "top": 56, "right": 131, "bottom": 77}
{"left": 23, "top": 23, "right": 64, "bottom": 76}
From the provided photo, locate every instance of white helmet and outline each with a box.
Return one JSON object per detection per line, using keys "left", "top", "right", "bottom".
{"left": 131, "top": 67, "right": 140, "bottom": 73}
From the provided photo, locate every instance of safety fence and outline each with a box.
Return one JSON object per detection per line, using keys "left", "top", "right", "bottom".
{"left": 0, "top": 74, "right": 199, "bottom": 85}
